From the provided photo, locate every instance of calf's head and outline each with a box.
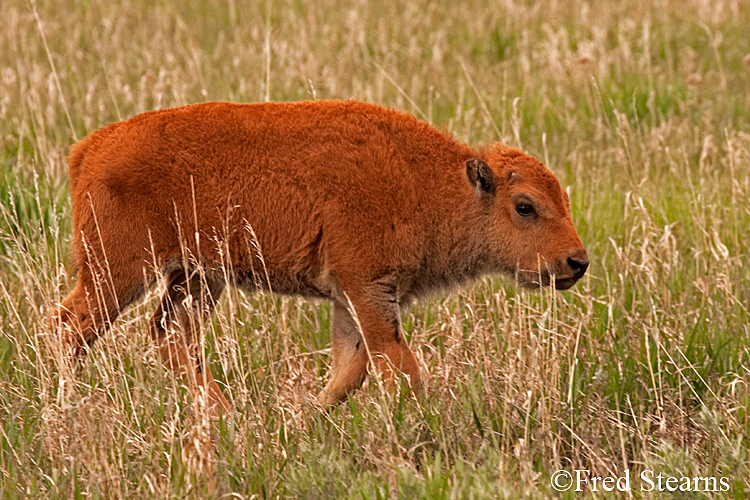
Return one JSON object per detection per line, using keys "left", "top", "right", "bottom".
{"left": 467, "top": 144, "right": 588, "bottom": 290}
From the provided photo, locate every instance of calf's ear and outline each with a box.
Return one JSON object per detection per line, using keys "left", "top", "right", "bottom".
{"left": 466, "top": 158, "right": 496, "bottom": 198}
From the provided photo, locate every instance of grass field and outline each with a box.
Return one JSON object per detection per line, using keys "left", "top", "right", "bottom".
{"left": 1, "top": 0, "right": 750, "bottom": 498}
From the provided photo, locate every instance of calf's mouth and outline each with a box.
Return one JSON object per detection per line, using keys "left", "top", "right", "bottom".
{"left": 515, "top": 266, "right": 586, "bottom": 291}
{"left": 552, "top": 276, "right": 580, "bottom": 290}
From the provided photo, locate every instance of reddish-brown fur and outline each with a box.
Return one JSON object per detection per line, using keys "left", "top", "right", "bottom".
{"left": 53, "top": 100, "right": 588, "bottom": 411}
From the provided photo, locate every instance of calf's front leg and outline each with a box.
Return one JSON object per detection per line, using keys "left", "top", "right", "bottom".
{"left": 317, "top": 283, "right": 421, "bottom": 405}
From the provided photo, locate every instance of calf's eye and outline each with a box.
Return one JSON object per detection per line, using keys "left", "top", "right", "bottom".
{"left": 516, "top": 203, "right": 535, "bottom": 217}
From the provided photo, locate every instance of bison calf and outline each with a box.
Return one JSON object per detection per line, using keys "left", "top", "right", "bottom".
{"left": 53, "top": 100, "right": 588, "bottom": 412}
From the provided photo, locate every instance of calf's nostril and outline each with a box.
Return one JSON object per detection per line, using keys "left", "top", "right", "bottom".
{"left": 567, "top": 256, "right": 589, "bottom": 276}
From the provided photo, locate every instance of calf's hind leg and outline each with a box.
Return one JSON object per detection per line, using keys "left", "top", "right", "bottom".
{"left": 52, "top": 264, "right": 144, "bottom": 369}
{"left": 149, "top": 268, "right": 230, "bottom": 414}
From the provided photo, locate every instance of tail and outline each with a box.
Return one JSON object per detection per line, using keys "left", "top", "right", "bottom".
{"left": 66, "top": 131, "right": 105, "bottom": 276}
{"left": 67, "top": 133, "right": 97, "bottom": 186}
